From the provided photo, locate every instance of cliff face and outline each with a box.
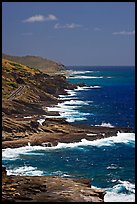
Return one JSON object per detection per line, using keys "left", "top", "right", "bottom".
{"left": 2, "top": 58, "right": 75, "bottom": 115}
{"left": 2, "top": 53, "right": 66, "bottom": 74}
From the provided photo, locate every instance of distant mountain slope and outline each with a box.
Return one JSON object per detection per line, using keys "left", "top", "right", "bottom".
{"left": 2, "top": 53, "right": 66, "bottom": 74}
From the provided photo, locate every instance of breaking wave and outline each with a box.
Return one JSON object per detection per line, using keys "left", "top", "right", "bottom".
{"left": 104, "top": 180, "right": 135, "bottom": 202}
{"left": 6, "top": 165, "right": 43, "bottom": 176}
{"left": 95, "top": 122, "right": 115, "bottom": 128}
{"left": 2, "top": 132, "right": 135, "bottom": 161}
{"left": 69, "top": 76, "right": 112, "bottom": 79}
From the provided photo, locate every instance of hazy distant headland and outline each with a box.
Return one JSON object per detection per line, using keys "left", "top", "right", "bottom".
{"left": 2, "top": 53, "right": 66, "bottom": 75}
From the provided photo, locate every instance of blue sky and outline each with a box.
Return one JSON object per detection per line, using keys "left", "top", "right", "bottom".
{"left": 2, "top": 2, "right": 135, "bottom": 66}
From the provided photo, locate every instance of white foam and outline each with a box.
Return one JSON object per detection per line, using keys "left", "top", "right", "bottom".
{"left": 92, "top": 180, "right": 135, "bottom": 202}
{"left": 106, "top": 164, "right": 119, "bottom": 170}
{"left": 2, "top": 132, "right": 135, "bottom": 161}
{"left": 75, "top": 86, "right": 101, "bottom": 91}
{"left": 58, "top": 96, "right": 78, "bottom": 100}
{"left": 104, "top": 180, "right": 135, "bottom": 202}
{"left": 6, "top": 165, "right": 43, "bottom": 176}
{"left": 2, "top": 145, "right": 48, "bottom": 160}
{"left": 37, "top": 118, "right": 45, "bottom": 125}
{"left": 117, "top": 180, "right": 135, "bottom": 194}
{"left": 69, "top": 70, "right": 95, "bottom": 75}
{"left": 60, "top": 111, "right": 90, "bottom": 123}
{"left": 51, "top": 170, "right": 72, "bottom": 178}
{"left": 23, "top": 116, "right": 32, "bottom": 118}
{"left": 60, "top": 110, "right": 80, "bottom": 116}
{"left": 104, "top": 192, "right": 135, "bottom": 202}
{"left": 64, "top": 89, "right": 77, "bottom": 97}
{"left": 69, "top": 76, "right": 103, "bottom": 79}
{"left": 87, "top": 133, "right": 97, "bottom": 136}
{"left": 62, "top": 100, "right": 89, "bottom": 105}
{"left": 69, "top": 76, "right": 112, "bottom": 79}
{"left": 66, "top": 117, "right": 87, "bottom": 122}
{"left": 47, "top": 97, "right": 91, "bottom": 123}
{"left": 95, "top": 122, "right": 114, "bottom": 128}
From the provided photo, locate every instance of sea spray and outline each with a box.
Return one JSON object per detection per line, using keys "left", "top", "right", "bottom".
{"left": 2, "top": 132, "right": 135, "bottom": 161}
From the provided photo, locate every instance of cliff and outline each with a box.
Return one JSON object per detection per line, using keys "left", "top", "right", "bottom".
{"left": 2, "top": 58, "right": 76, "bottom": 115}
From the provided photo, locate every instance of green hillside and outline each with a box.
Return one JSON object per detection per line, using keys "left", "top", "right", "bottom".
{"left": 2, "top": 53, "right": 66, "bottom": 74}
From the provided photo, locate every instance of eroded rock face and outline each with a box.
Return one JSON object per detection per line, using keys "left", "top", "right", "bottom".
{"left": 2, "top": 175, "right": 105, "bottom": 202}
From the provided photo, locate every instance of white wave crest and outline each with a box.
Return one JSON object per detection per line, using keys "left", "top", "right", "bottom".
{"left": 66, "top": 117, "right": 87, "bottom": 122}
{"left": 64, "top": 89, "right": 77, "bottom": 97}
{"left": 117, "top": 180, "right": 135, "bottom": 194}
{"left": 95, "top": 122, "right": 114, "bottom": 128}
{"left": 6, "top": 165, "right": 43, "bottom": 176}
{"left": 47, "top": 97, "right": 91, "bottom": 123}
{"left": 104, "top": 192, "right": 135, "bottom": 202}
{"left": 74, "top": 85, "right": 101, "bottom": 91}
{"left": 104, "top": 180, "right": 135, "bottom": 202}
{"left": 58, "top": 96, "right": 78, "bottom": 100}
{"left": 23, "top": 116, "right": 32, "bottom": 118}
{"left": 62, "top": 100, "right": 89, "bottom": 106}
{"left": 69, "top": 76, "right": 104, "bottom": 79}
{"left": 69, "top": 70, "right": 95, "bottom": 75}
{"left": 69, "top": 76, "right": 112, "bottom": 79}
{"left": 2, "top": 132, "right": 135, "bottom": 161}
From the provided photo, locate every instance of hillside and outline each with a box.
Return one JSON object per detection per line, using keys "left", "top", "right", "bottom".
{"left": 2, "top": 58, "right": 75, "bottom": 116}
{"left": 2, "top": 53, "right": 66, "bottom": 74}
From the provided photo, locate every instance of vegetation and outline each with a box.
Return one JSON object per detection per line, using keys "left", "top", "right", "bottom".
{"left": 2, "top": 58, "right": 72, "bottom": 115}
{"left": 2, "top": 53, "right": 65, "bottom": 74}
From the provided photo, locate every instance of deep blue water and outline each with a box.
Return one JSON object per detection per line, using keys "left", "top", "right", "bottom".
{"left": 66, "top": 66, "right": 135, "bottom": 131}
{"left": 2, "top": 66, "right": 135, "bottom": 202}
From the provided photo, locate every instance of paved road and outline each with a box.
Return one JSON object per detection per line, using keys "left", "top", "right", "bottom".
{"left": 8, "top": 85, "right": 26, "bottom": 100}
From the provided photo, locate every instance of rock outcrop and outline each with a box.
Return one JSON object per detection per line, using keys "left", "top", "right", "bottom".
{"left": 2, "top": 175, "right": 105, "bottom": 202}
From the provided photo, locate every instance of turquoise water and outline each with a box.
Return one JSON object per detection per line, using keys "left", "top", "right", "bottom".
{"left": 2, "top": 66, "right": 135, "bottom": 202}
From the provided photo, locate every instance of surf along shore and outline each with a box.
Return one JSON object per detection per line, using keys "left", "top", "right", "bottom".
{"left": 2, "top": 58, "right": 132, "bottom": 202}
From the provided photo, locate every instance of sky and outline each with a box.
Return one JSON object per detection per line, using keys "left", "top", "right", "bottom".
{"left": 2, "top": 2, "right": 135, "bottom": 66}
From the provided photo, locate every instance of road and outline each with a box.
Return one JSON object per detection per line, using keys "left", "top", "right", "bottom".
{"left": 8, "top": 85, "right": 26, "bottom": 100}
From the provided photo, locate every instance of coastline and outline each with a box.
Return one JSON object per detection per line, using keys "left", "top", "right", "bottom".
{"left": 2, "top": 62, "right": 134, "bottom": 202}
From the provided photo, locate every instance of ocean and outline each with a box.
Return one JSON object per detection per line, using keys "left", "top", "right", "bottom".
{"left": 2, "top": 66, "right": 135, "bottom": 202}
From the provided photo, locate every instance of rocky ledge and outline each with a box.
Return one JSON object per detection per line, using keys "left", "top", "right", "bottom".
{"left": 2, "top": 116, "right": 132, "bottom": 149}
{"left": 2, "top": 173, "right": 105, "bottom": 202}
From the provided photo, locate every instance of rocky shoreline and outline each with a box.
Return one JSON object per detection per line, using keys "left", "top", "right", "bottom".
{"left": 2, "top": 174, "right": 105, "bottom": 202}
{"left": 2, "top": 58, "right": 133, "bottom": 202}
{"left": 2, "top": 115, "right": 132, "bottom": 149}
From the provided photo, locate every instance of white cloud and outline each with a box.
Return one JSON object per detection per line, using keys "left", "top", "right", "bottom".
{"left": 47, "top": 14, "right": 57, "bottom": 21}
{"left": 54, "top": 23, "right": 82, "bottom": 29}
{"left": 23, "top": 14, "right": 57, "bottom": 23}
{"left": 112, "top": 30, "right": 135, "bottom": 35}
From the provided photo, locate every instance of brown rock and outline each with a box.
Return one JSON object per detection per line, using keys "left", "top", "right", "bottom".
{"left": 2, "top": 175, "right": 105, "bottom": 202}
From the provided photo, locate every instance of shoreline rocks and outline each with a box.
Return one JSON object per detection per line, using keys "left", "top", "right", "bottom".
{"left": 2, "top": 175, "right": 105, "bottom": 202}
